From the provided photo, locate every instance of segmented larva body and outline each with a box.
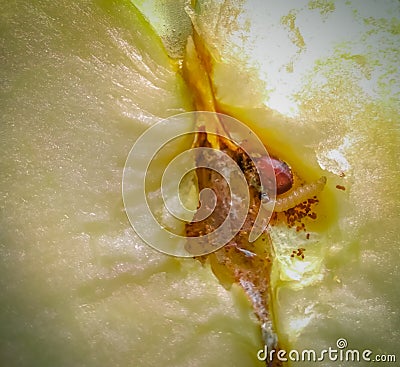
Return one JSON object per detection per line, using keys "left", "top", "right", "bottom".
{"left": 273, "top": 176, "right": 327, "bottom": 212}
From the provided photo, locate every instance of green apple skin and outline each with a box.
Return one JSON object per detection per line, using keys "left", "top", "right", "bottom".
{"left": 0, "top": 1, "right": 266, "bottom": 367}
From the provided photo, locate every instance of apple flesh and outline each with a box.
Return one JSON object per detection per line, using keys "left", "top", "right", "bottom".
{"left": 0, "top": 1, "right": 266, "bottom": 366}
{"left": 188, "top": 0, "right": 400, "bottom": 364}
{"left": 1, "top": 1, "right": 399, "bottom": 366}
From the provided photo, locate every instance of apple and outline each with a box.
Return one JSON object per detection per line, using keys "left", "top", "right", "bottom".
{"left": 0, "top": 1, "right": 264, "bottom": 366}
{"left": 184, "top": 1, "right": 400, "bottom": 365}
{"left": 1, "top": 1, "right": 399, "bottom": 367}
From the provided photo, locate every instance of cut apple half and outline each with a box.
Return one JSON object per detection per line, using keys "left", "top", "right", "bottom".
{"left": 182, "top": 1, "right": 400, "bottom": 365}
{"left": 0, "top": 1, "right": 265, "bottom": 366}
{"left": 1, "top": 1, "right": 399, "bottom": 367}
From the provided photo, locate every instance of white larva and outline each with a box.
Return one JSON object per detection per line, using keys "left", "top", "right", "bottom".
{"left": 273, "top": 176, "right": 327, "bottom": 212}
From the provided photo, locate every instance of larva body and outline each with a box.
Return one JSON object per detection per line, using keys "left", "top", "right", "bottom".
{"left": 273, "top": 176, "right": 327, "bottom": 212}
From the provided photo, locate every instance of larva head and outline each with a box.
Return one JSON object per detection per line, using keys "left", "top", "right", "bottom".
{"left": 257, "top": 156, "right": 293, "bottom": 195}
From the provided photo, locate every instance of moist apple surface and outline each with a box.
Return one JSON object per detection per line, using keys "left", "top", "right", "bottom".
{"left": 0, "top": 1, "right": 265, "bottom": 366}
{"left": 1, "top": 1, "right": 399, "bottom": 367}
{"left": 183, "top": 1, "right": 400, "bottom": 364}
